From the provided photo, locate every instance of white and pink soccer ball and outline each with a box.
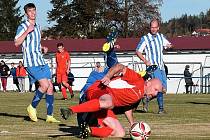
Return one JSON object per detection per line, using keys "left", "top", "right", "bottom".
{"left": 130, "top": 121, "right": 151, "bottom": 140}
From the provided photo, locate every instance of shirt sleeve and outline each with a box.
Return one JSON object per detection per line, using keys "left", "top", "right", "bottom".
{"left": 14, "top": 25, "right": 26, "bottom": 40}
{"left": 66, "top": 52, "right": 70, "bottom": 60}
{"left": 122, "top": 67, "right": 142, "bottom": 82}
{"left": 161, "top": 34, "right": 171, "bottom": 49}
{"left": 136, "top": 37, "right": 147, "bottom": 53}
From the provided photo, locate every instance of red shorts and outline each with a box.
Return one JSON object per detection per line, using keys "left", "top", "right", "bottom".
{"left": 86, "top": 81, "right": 143, "bottom": 107}
{"left": 56, "top": 73, "right": 68, "bottom": 83}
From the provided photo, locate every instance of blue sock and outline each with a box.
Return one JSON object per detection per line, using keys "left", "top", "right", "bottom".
{"left": 157, "top": 92, "right": 164, "bottom": 111}
{"left": 45, "top": 94, "right": 54, "bottom": 116}
{"left": 31, "top": 90, "right": 44, "bottom": 108}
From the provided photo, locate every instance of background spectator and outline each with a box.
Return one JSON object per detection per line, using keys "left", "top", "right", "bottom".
{"left": 0, "top": 60, "right": 10, "bottom": 92}
{"left": 16, "top": 61, "right": 27, "bottom": 93}
{"left": 184, "top": 65, "right": 194, "bottom": 93}
{"left": 10, "top": 62, "right": 21, "bottom": 92}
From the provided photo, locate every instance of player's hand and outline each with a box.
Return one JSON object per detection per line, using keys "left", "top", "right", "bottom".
{"left": 42, "top": 46, "right": 48, "bottom": 54}
{"left": 114, "top": 44, "right": 120, "bottom": 49}
{"left": 27, "top": 24, "right": 34, "bottom": 33}
{"left": 100, "top": 76, "right": 111, "bottom": 86}
{"left": 144, "top": 60, "right": 151, "bottom": 66}
{"left": 166, "top": 44, "right": 173, "bottom": 49}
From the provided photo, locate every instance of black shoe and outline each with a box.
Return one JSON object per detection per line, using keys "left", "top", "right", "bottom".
{"left": 71, "top": 94, "right": 74, "bottom": 98}
{"left": 60, "top": 108, "right": 73, "bottom": 120}
{"left": 61, "top": 98, "right": 68, "bottom": 100}
{"left": 79, "top": 122, "right": 91, "bottom": 139}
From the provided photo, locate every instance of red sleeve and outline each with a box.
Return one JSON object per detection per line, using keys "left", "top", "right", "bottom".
{"left": 122, "top": 67, "right": 143, "bottom": 82}
{"left": 65, "top": 51, "right": 70, "bottom": 60}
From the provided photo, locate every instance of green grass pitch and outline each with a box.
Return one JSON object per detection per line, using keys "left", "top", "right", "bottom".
{"left": 0, "top": 92, "right": 210, "bottom": 140}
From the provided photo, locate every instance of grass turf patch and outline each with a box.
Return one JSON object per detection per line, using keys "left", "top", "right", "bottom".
{"left": 0, "top": 92, "right": 210, "bottom": 139}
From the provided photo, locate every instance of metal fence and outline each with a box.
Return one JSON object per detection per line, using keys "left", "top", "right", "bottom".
{"left": 0, "top": 54, "right": 210, "bottom": 94}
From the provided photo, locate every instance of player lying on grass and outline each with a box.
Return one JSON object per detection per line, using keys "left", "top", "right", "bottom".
{"left": 60, "top": 62, "right": 162, "bottom": 138}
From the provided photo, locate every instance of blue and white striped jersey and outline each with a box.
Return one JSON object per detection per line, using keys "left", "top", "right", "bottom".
{"left": 136, "top": 32, "right": 171, "bottom": 69}
{"left": 15, "top": 20, "right": 46, "bottom": 67}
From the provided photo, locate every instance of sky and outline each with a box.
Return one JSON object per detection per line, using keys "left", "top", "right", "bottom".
{"left": 17, "top": 0, "right": 210, "bottom": 28}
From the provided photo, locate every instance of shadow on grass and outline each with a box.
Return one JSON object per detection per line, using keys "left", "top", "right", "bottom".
{"left": 134, "top": 109, "right": 155, "bottom": 114}
{"left": 134, "top": 109, "right": 148, "bottom": 113}
{"left": 186, "top": 101, "right": 210, "bottom": 105}
{"left": 0, "top": 112, "right": 45, "bottom": 121}
{"left": 48, "top": 124, "right": 80, "bottom": 138}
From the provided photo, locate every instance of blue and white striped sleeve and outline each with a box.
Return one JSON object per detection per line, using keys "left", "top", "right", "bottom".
{"left": 161, "top": 34, "right": 171, "bottom": 49}
{"left": 136, "top": 37, "right": 146, "bottom": 53}
{"left": 14, "top": 25, "right": 25, "bottom": 40}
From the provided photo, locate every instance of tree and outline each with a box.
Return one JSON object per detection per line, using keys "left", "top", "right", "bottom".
{"left": 0, "top": 0, "right": 23, "bottom": 40}
{"left": 46, "top": 0, "right": 163, "bottom": 38}
{"left": 206, "top": 9, "right": 210, "bottom": 28}
{"left": 46, "top": 0, "right": 102, "bottom": 38}
{"left": 101, "top": 0, "right": 163, "bottom": 37}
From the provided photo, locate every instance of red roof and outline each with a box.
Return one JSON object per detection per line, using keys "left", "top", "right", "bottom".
{"left": 169, "top": 36, "right": 210, "bottom": 50}
{"left": 0, "top": 36, "right": 209, "bottom": 54}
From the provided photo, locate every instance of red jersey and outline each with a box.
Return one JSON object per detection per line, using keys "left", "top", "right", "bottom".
{"left": 56, "top": 51, "right": 70, "bottom": 74}
{"left": 87, "top": 67, "right": 145, "bottom": 107}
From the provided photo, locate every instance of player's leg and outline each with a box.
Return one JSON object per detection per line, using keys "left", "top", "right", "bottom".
{"left": 67, "top": 94, "right": 113, "bottom": 113}
{"left": 92, "top": 110, "right": 125, "bottom": 138}
{"left": 103, "top": 42, "right": 119, "bottom": 68}
{"left": 26, "top": 65, "right": 58, "bottom": 122}
{"left": 45, "top": 80, "right": 60, "bottom": 123}
{"left": 26, "top": 78, "right": 47, "bottom": 122}
{"left": 61, "top": 74, "right": 74, "bottom": 98}
{"left": 57, "top": 73, "right": 68, "bottom": 100}
{"left": 14, "top": 78, "right": 21, "bottom": 92}
{"left": 106, "top": 48, "right": 118, "bottom": 68}
{"left": 60, "top": 88, "right": 113, "bottom": 120}
{"left": 79, "top": 110, "right": 125, "bottom": 138}
{"left": 153, "top": 68, "right": 167, "bottom": 113}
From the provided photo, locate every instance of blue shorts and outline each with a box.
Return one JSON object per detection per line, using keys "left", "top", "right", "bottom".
{"left": 26, "top": 65, "right": 51, "bottom": 84}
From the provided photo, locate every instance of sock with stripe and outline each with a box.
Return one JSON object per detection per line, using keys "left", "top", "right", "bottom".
{"left": 90, "top": 126, "right": 113, "bottom": 137}
{"left": 45, "top": 94, "right": 54, "bottom": 115}
{"left": 31, "top": 89, "right": 44, "bottom": 108}
{"left": 61, "top": 87, "right": 67, "bottom": 99}
{"left": 70, "top": 99, "right": 100, "bottom": 113}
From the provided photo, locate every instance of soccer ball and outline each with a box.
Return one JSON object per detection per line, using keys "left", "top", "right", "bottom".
{"left": 130, "top": 121, "right": 151, "bottom": 140}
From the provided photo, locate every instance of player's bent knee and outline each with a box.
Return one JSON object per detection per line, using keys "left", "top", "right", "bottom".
{"left": 40, "top": 83, "right": 50, "bottom": 92}
{"left": 99, "top": 100, "right": 114, "bottom": 109}
{"left": 99, "top": 94, "right": 114, "bottom": 109}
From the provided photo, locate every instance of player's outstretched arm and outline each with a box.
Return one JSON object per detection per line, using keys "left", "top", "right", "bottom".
{"left": 124, "top": 109, "right": 134, "bottom": 126}
{"left": 101, "top": 63, "right": 126, "bottom": 86}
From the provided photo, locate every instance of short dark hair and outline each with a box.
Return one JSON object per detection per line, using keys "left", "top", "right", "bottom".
{"left": 150, "top": 18, "right": 160, "bottom": 27}
{"left": 57, "top": 43, "right": 64, "bottom": 48}
{"left": 96, "top": 62, "right": 101, "bottom": 68}
{"left": 24, "top": 3, "right": 36, "bottom": 13}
